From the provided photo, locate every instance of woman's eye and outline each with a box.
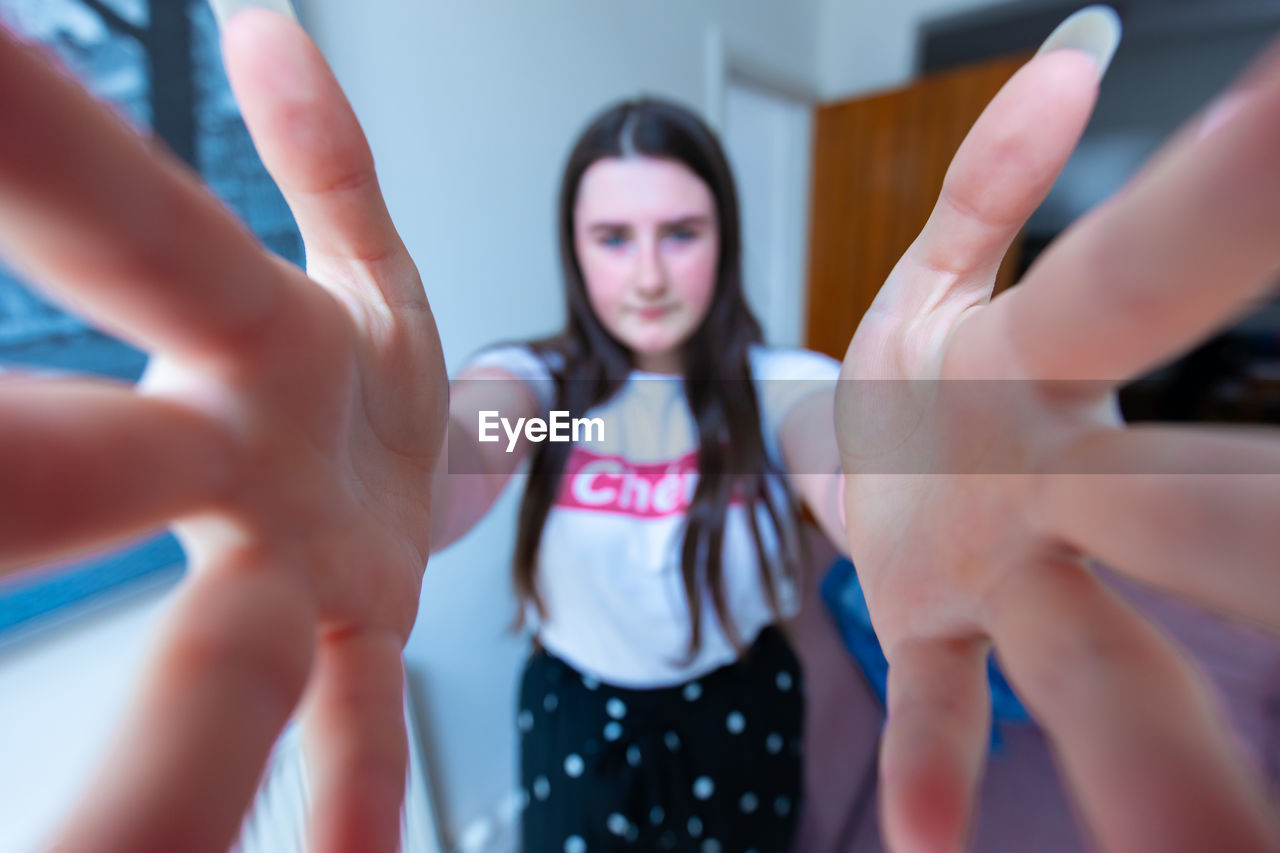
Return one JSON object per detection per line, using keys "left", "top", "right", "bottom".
{"left": 668, "top": 228, "right": 698, "bottom": 243}
{"left": 600, "top": 233, "right": 628, "bottom": 248}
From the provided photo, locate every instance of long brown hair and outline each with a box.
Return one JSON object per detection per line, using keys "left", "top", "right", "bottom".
{"left": 514, "top": 97, "right": 802, "bottom": 658}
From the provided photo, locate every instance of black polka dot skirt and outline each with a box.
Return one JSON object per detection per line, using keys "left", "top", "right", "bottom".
{"left": 518, "top": 626, "right": 804, "bottom": 853}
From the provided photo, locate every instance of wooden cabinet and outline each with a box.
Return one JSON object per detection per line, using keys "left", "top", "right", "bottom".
{"left": 805, "top": 54, "right": 1029, "bottom": 358}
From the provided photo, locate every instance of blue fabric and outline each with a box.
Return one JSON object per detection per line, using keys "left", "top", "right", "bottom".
{"left": 820, "top": 557, "right": 1031, "bottom": 752}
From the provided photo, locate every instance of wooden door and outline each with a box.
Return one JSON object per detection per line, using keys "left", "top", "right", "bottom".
{"left": 805, "top": 54, "right": 1030, "bottom": 359}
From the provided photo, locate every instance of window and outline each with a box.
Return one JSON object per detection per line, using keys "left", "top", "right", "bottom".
{"left": 0, "top": 0, "right": 303, "bottom": 636}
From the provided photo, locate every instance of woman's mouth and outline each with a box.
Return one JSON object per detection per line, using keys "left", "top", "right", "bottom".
{"left": 634, "top": 305, "right": 673, "bottom": 321}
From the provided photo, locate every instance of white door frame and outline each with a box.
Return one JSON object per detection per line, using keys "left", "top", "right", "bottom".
{"left": 703, "top": 27, "right": 818, "bottom": 132}
{"left": 704, "top": 27, "right": 817, "bottom": 348}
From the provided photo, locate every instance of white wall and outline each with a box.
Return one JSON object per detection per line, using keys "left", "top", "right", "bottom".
{"left": 0, "top": 578, "right": 178, "bottom": 853}
{"left": 817, "top": 0, "right": 1011, "bottom": 100}
{"left": 298, "top": 0, "right": 824, "bottom": 372}
{"left": 290, "top": 1, "right": 824, "bottom": 847}
{"left": 723, "top": 79, "right": 813, "bottom": 348}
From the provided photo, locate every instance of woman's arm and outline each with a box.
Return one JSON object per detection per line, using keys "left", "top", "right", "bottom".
{"left": 429, "top": 366, "right": 542, "bottom": 551}
{"left": 778, "top": 386, "right": 848, "bottom": 556}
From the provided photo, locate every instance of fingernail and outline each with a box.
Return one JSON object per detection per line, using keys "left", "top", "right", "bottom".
{"left": 207, "top": 0, "right": 298, "bottom": 30}
{"left": 1035, "top": 5, "right": 1122, "bottom": 77}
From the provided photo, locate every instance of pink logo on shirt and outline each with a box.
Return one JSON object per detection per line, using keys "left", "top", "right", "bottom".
{"left": 556, "top": 448, "right": 700, "bottom": 518}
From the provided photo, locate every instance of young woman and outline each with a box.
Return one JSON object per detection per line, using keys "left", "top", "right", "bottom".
{"left": 6, "top": 7, "right": 1280, "bottom": 853}
{"left": 433, "top": 98, "right": 848, "bottom": 852}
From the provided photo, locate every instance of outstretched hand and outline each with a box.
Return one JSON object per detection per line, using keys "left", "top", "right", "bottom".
{"left": 5, "top": 4, "right": 1279, "bottom": 853}
{"left": 1, "top": 11, "right": 444, "bottom": 853}
{"left": 837, "top": 9, "right": 1280, "bottom": 853}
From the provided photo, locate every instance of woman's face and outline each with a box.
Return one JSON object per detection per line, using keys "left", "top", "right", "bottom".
{"left": 573, "top": 156, "right": 720, "bottom": 374}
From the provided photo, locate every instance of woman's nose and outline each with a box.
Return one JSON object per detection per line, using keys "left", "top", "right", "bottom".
{"left": 633, "top": 237, "right": 666, "bottom": 297}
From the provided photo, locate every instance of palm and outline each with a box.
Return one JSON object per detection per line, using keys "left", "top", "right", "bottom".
{"left": 1, "top": 11, "right": 444, "bottom": 853}
{"left": 838, "top": 282, "right": 1120, "bottom": 641}
{"left": 143, "top": 265, "right": 444, "bottom": 636}
{"left": 836, "top": 34, "right": 1280, "bottom": 853}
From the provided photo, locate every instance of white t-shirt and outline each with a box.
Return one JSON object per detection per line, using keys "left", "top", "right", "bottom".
{"left": 466, "top": 343, "right": 840, "bottom": 688}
